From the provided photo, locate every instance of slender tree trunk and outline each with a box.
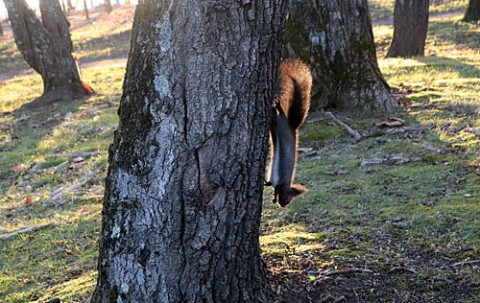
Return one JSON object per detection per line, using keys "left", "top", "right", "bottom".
{"left": 83, "top": 0, "right": 89, "bottom": 19}
{"left": 0, "top": 21, "right": 3, "bottom": 36}
{"left": 66, "top": 0, "right": 73, "bottom": 10}
{"left": 91, "top": 1, "right": 289, "bottom": 302}
{"left": 284, "top": 0, "right": 395, "bottom": 113}
{"left": 105, "top": 0, "right": 112, "bottom": 13}
{"left": 463, "top": 0, "right": 480, "bottom": 22}
{"left": 5, "top": 0, "right": 92, "bottom": 109}
{"left": 386, "top": 0, "right": 430, "bottom": 58}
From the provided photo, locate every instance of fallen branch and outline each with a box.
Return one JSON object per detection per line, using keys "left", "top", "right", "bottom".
{"left": 0, "top": 223, "right": 57, "bottom": 240}
{"left": 325, "top": 111, "right": 362, "bottom": 141}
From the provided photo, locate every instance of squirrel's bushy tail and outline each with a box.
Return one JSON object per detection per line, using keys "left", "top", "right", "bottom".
{"left": 279, "top": 59, "right": 312, "bottom": 131}
{"left": 268, "top": 59, "right": 312, "bottom": 207}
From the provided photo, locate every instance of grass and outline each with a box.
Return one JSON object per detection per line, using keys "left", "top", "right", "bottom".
{"left": 1, "top": 2, "right": 480, "bottom": 303}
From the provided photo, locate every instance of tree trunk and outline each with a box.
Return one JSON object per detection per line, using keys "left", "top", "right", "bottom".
{"left": 463, "top": 0, "right": 480, "bottom": 22}
{"left": 66, "top": 0, "right": 73, "bottom": 11}
{"left": 83, "top": 0, "right": 89, "bottom": 19}
{"left": 386, "top": 0, "right": 430, "bottom": 58}
{"left": 105, "top": 0, "right": 112, "bottom": 13}
{"left": 91, "top": 1, "right": 289, "bottom": 302}
{"left": 284, "top": 0, "right": 395, "bottom": 113}
{"left": 0, "top": 21, "right": 3, "bottom": 36}
{"left": 5, "top": 0, "right": 91, "bottom": 109}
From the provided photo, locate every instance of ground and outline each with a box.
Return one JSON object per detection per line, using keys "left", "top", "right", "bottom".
{"left": 1, "top": 2, "right": 479, "bottom": 303}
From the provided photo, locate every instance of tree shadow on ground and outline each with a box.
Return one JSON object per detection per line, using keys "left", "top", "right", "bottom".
{"left": 414, "top": 55, "right": 480, "bottom": 79}
{"left": 429, "top": 20, "right": 480, "bottom": 53}
{"left": 75, "top": 29, "right": 131, "bottom": 63}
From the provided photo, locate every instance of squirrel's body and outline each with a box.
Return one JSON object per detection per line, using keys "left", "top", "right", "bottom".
{"left": 268, "top": 59, "right": 312, "bottom": 207}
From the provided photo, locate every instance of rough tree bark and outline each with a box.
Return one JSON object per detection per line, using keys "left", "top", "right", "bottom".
{"left": 284, "top": 0, "right": 395, "bottom": 113}
{"left": 463, "top": 0, "right": 480, "bottom": 22}
{"left": 91, "top": 1, "right": 289, "bottom": 302}
{"left": 386, "top": 0, "right": 430, "bottom": 58}
{"left": 5, "top": 0, "right": 91, "bottom": 109}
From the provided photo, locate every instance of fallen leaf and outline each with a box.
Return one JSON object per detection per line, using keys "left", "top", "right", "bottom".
{"left": 12, "top": 164, "right": 24, "bottom": 173}
{"left": 79, "top": 206, "right": 90, "bottom": 216}
{"left": 46, "top": 166, "right": 58, "bottom": 174}
{"left": 25, "top": 197, "right": 33, "bottom": 204}
{"left": 72, "top": 156, "right": 85, "bottom": 163}
{"left": 376, "top": 117, "right": 405, "bottom": 127}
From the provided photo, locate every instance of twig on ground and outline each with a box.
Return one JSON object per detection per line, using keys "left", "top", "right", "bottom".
{"left": 443, "top": 259, "right": 480, "bottom": 268}
{"left": 388, "top": 266, "right": 418, "bottom": 274}
{"left": 325, "top": 111, "right": 363, "bottom": 141}
{"left": 49, "top": 180, "right": 89, "bottom": 201}
{"left": 323, "top": 268, "right": 374, "bottom": 276}
{"left": 413, "top": 142, "right": 446, "bottom": 154}
{"left": 0, "top": 223, "right": 57, "bottom": 240}
{"left": 360, "top": 156, "right": 422, "bottom": 166}
{"left": 47, "top": 150, "right": 100, "bottom": 159}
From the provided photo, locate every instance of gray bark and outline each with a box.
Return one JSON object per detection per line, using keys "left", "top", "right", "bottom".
{"left": 91, "top": 1, "right": 289, "bottom": 302}
{"left": 5, "top": 0, "right": 91, "bottom": 109}
{"left": 386, "top": 0, "right": 430, "bottom": 58}
{"left": 284, "top": 0, "right": 395, "bottom": 114}
{"left": 463, "top": 0, "right": 480, "bottom": 22}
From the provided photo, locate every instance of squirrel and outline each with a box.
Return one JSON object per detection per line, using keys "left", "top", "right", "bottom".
{"left": 267, "top": 59, "right": 312, "bottom": 207}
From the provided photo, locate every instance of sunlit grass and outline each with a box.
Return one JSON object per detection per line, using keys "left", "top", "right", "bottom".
{"left": 368, "top": 0, "right": 468, "bottom": 21}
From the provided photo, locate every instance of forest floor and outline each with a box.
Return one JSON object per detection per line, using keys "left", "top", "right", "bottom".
{"left": 1, "top": 2, "right": 480, "bottom": 303}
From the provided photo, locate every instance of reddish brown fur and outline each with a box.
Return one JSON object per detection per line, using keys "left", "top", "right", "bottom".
{"left": 268, "top": 59, "right": 312, "bottom": 207}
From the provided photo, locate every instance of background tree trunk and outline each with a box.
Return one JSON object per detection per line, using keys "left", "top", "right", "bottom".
{"left": 386, "top": 0, "right": 430, "bottom": 58}
{"left": 91, "top": 1, "right": 289, "bottom": 302}
{"left": 0, "top": 21, "right": 3, "bottom": 36}
{"left": 83, "top": 0, "right": 89, "bottom": 19}
{"left": 66, "top": 0, "right": 73, "bottom": 11}
{"left": 105, "top": 0, "right": 112, "bottom": 13}
{"left": 5, "top": 0, "right": 91, "bottom": 109}
{"left": 463, "top": 0, "right": 480, "bottom": 22}
{"left": 284, "top": 0, "right": 395, "bottom": 113}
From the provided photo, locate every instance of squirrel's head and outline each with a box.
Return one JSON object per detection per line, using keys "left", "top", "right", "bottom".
{"left": 275, "top": 184, "right": 308, "bottom": 207}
